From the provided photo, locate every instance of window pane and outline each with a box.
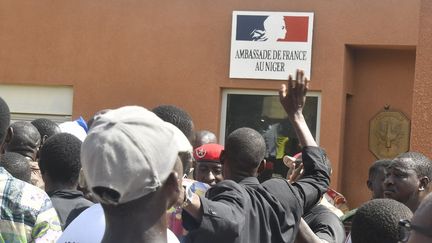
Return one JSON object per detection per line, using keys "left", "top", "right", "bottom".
{"left": 223, "top": 92, "right": 319, "bottom": 179}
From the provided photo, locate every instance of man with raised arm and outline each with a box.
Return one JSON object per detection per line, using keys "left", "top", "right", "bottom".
{"left": 181, "top": 70, "right": 331, "bottom": 243}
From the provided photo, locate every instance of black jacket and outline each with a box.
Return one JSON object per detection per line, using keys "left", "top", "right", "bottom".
{"left": 183, "top": 146, "right": 331, "bottom": 243}
{"left": 48, "top": 189, "right": 94, "bottom": 230}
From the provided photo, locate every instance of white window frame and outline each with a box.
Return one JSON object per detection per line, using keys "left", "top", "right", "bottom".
{"left": 0, "top": 84, "right": 74, "bottom": 123}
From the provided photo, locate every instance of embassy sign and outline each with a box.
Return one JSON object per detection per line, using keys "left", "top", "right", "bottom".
{"left": 229, "top": 11, "right": 314, "bottom": 80}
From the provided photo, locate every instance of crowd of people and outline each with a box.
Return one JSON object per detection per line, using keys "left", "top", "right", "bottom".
{"left": 0, "top": 70, "right": 431, "bottom": 243}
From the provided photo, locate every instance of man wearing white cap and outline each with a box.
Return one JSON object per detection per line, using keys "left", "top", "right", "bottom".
{"left": 80, "top": 106, "right": 191, "bottom": 243}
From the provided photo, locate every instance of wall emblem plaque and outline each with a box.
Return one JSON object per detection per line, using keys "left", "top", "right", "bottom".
{"left": 369, "top": 106, "right": 410, "bottom": 159}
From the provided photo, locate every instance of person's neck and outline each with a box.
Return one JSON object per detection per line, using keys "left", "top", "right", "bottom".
{"left": 406, "top": 192, "right": 425, "bottom": 212}
{"left": 228, "top": 171, "right": 257, "bottom": 183}
{"left": 45, "top": 182, "right": 77, "bottom": 194}
{"left": 102, "top": 209, "right": 168, "bottom": 243}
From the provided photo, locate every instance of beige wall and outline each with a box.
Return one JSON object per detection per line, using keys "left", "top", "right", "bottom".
{"left": 0, "top": 0, "right": 426, "bottom": 208}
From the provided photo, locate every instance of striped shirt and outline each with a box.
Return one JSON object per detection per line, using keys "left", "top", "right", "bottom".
{"left": 0, "top": 167, "right": 62, "bottom": 242}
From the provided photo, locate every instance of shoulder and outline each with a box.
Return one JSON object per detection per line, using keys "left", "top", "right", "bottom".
{"left": 3, "top": 175, "right": 52, "bottom": 210}
{"left": 261, "top": 178, "right": 292, "bottom": 192}
{"left": 211, "top": 180, "right": 244, "bottom": 191}
{"left": 205, "top": 180, "right": 247, "bottom": 200}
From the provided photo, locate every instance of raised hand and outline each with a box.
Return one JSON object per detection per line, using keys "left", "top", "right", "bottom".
{"left": 279, "top": 69, "right": 310, "bottom": 120}
{"left": 278, "top": 69, "right": 316, "bottom": 147}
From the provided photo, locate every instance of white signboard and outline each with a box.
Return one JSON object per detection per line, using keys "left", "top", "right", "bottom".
{"left": 229, "top": 11, "right": 314, "bottom": 80}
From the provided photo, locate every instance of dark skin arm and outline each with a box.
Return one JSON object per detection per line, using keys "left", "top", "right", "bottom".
{"left": 279, "top": 69, "right": 317, "bottom": 148}
{"left": 295, "top": 218, "right": 330, "bottom": 243}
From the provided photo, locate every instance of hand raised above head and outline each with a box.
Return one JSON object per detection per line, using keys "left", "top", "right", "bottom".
{"left": 279, "top": 69, "right": 309, "bottom": 120}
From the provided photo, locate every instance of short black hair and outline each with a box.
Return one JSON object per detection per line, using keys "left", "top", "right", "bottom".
{"left": 351, "top": 198, "right": 413, "bottom": 243}
{"left": 368, "top": 159, "right": 392, "bottom": 180}
{"left": 395, "top": 152, "right": 432, "bottom": 179}
{"left": 0, "top": 97, "right": 10, "bottom": 144}
{"left": 39, "top": 133, "right": 82, "bottom": 186}
{"left": 5, "top": 121, "right": 41, "bottom": 158}
{"left": 152, "top": 105, "right": 194, "bottom": 140}
{"left": 0, "top": 152, "right": 31, "bottom": 183}
{"left": 225, "top": 127, "right": 266, "bottom": 172}
{"left": 31, "top": 118, "right": 61, "bottom": 139}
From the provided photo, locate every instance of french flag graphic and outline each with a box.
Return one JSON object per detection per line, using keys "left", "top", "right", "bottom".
{"left": 236, "top": 15, "right": 309, "bottom": 42}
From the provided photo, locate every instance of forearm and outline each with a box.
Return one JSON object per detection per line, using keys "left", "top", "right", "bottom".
{"left": 182, "top": 193, "right": 203, "bottom": 223}
{"left": 295, "top": 218, "right": 329, "bottom": 243}
{"left": 293, "top": 147, "right": 331, "bottom": 212}
{"left": 289, "top": 112, "right": 317, "bottom": 148}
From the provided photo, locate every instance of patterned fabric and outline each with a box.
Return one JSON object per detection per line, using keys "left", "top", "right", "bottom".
{"left": 0, "top": 167, "right": 62, "bottom": 242}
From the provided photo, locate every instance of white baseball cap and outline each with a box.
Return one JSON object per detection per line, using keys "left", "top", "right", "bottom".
{"left": 81, "top": 106, "right": 191, "bottom": 205}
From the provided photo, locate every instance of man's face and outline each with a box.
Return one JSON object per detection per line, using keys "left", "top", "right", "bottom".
{"left": 369, "top": 166, "right": 387, "bottom": 199}
{"left": 383, "top": 159, "right": 420, "bottom": 206}
{"left": 195, "top": 161, "right": 223, "bottom": 186}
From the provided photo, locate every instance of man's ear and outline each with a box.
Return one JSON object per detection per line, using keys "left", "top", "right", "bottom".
{"left": 419, "top": 176, "right": 430, "bottom": 191}
{"left": 41, "top": 135, "right": 48, "bottom": 146}
{"left": 257, "top": 159, "right": 266, "bottom": 173}
{"left": 366, "top": 179, "right": 373, "bottom": 191}
{"left": 163, "top": 171, "right": 181, "bottom": 209}
{"left": 4, "top": 127, "right": 13, "bottom": 144}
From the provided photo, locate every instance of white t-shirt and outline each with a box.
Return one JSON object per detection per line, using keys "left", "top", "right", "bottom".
{"left": 57, "top": 203, "right": 179, "bottom": 243}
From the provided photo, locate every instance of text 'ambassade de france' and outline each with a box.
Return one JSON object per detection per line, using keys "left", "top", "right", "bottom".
{"left": 234, "top": 49, "right": 307, "bottom": 72}
{"left": 235, "top": 49, "right": 307, "bottom": 61}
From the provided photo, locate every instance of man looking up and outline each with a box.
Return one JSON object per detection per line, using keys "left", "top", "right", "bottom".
{"left": 383, "top": 152, "right": 432, "bottom": 211}
{"left": 81, "top": 106, "right": 191, "bottom": 243}
{"left": 181, "top": 70, "right": 331, "bottom": 243}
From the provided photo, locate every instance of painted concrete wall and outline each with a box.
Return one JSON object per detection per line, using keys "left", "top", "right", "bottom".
{"left": 342, "top": 48, "right": 416, "bottom": 207}
{"left": 411, "top": 0, "right": 432, "bottom": 157}
{"left": 0, "top": 0, "right": 425, "bottom": 208}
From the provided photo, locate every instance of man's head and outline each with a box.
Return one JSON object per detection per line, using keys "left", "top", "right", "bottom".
{"left": 152, "top": 105, "right": 194, "bottom": 142}
{"left": 193, "top": 143, "right": 224, "bottom": 186}
{"left": 351, "top": 198, "right": 413, "bottom": 243}
{"left": 367, "top": 159, "right": 392, "bottom": 199}
{"left": 0, "top": 97, "right": 10, "bottom": 145}
{"left": 2, "top": 121, "right": 41, "bottom": 161}
{"left": 406, "top": 193, "right": 432, "bottom": 243}
{"left": 223, "top": 127, "right": 266, "bottom": 181}
{"left": 193, "top": 130, "right": 217, "bottom": 148}
{"left": 39, "top": 133, "right": 82, "bottom": 190}
{"left": 383, "top": 152, "right": 432, "bottom": 211}
{"left": 0, "top": 152, "right": 31, "bottom": 183}
{"left": 81, "top": 106, "right": 191, "bottom": 211}
{"left": 31, "top": 118, "right": 61, "bottom": 145}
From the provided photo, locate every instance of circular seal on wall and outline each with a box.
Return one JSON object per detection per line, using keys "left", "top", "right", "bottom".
{"left": 369, "top": 109, "right": 410, "bottom": 159}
